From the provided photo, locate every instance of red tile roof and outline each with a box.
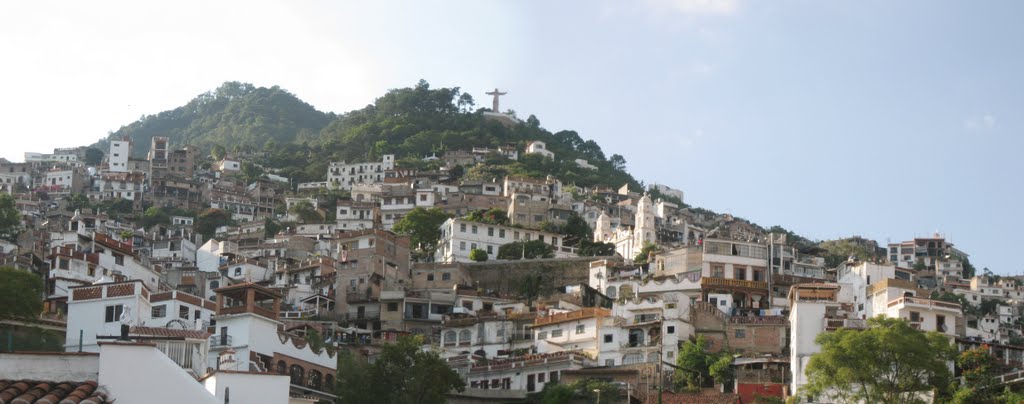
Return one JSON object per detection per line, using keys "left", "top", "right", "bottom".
{"left": 130, "top": 326, "right": 212, "bottom": 340}
{"left": 657, "top": 391, "right": 742, "bottom": 404}
{"left": 0, "top": 380, "right": 109, "bottom": 404}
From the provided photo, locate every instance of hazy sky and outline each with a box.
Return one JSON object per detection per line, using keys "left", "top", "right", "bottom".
{"left": 2, "top": 1, "right": 1021, "bottom": 273}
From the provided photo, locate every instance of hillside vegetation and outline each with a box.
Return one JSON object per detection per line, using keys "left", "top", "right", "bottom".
{"left": 100, "top": 80, "right": 639, "bottom": 189}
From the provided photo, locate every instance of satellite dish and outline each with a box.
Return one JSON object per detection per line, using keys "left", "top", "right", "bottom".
{"left": 166, "top": 319, "right": 191, "bottom": 329}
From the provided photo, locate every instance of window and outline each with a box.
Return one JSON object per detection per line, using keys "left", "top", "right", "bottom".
{"left": 472, "top": 225, "right": 478, "bottom": 234}
{"left": 104, "top": 305, "right": 124, "bottom": 323}
{"left": 488, "top": 227, "right": 494, "bottom": 236}
{"left": 538, "top": 373, "right": 545, "bottom": 383}
{"left": 605, "top": 359, "right": 615, "bottom": 366}
{"left": 575, "top": 324, "right": 585, "bottom": 334}
{"left": 604, "top": 334, "right": 613, "bottom": 343}
{"left": 179, "top": 306, "right": 190, "bottom": 319}
{"left": 442, "top": 272, "right": 451, "bottom": 281}
{"left": 667, "top": 326, "right": 675, "bottom": 334}
{"left": 427, "top": 273, "right": 435, "bottom": 281}
{"left": 387, "top": 302, "right": 398, "bottom": 312}
{"left": 499, "top": 229, "right": 506, "bottom": 238}
{"left": 666, "top": 303, "right": 676, "bottom": 309}
{"left": 711, "top": 265, "right": 724, "bottom": 278}
{"left": 460, "top": 241, "right": 466, "bottom": 251}
{"left": 735, "top": 329, "right": 746, "bottom": 338}
{"left": 551, "top": 329, "right": 563, "bottom": 338}
{"left": 152, "top": 305, "right": 167, "bottom": 318}
{"left": 234, "top": 267, "right": 242, "bottom": 276}
{"left": 910, "top": 311, "right": 921, "bottom": 322}
{"left": 487, "top": 245, "right": 493, "bottom": 254}
{"left": 460, "top": 223, "right": 467, "bottom": 232}
{"left": 538, "top": 331, "right": 548, "bottom": 339}
{"left": 114, "top": 253, "right": 124, "bottom": 266}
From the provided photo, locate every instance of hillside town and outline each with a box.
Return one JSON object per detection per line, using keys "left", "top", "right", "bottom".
{"left": 1, "top": 135, "right": 1021, "bottom": 404}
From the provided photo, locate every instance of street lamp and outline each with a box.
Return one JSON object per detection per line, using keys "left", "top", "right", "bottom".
{"left": 593, "top": 388, "right": 601, "bottom": 404}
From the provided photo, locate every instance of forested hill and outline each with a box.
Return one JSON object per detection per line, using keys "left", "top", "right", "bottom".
{"left": 103, "top": 82, "right": 334, "bottom": 157}
{"left": 97, "top": 80, "right": 639, "bottom": 190}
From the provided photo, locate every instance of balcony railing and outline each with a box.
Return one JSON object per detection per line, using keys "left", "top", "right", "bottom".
{"left": 887, "top": 296, "right": 962, "bottom": 311}
{"left": 700, "top": 277, "right": 769, "bottom": 290}
{"left": 735, "top": 369, "right": 790, "bottom": 384}
{"left": 209, "top": 334, "right": 232, "bottom": 347}
{"left": 155, "top": 340, "right": 208, "bottom": 377}
{"left": 824, "top": 318, "right": 867, "bottom": 332}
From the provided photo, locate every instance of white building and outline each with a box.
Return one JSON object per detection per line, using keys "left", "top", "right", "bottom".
{"left": 524, "top": 141, "right": 554, "bottom": 160}
{"left": 532, "top": 308, "right": 611, "bottom": 358}
{"left": 326, "top": 154, "right": 394, "bottom": 190}
{"left": 108, "top": 139, "right": 131, "bottom": 173}
{"left": 789, "top": 283, "right": 863, "bottom": 400}
{"left": 436, "top": 218, "right": 566, "bottom": 263}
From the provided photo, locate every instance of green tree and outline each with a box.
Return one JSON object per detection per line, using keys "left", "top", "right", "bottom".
{"left": 497, "top": 239, "right": 554, "bottom": 260}
{"left": 84, "top": 147, "right": 104, "bottom": 166}
{"left": 239, "top": 161, "right": 266, "bottom": 184}
{"left": 559, "top": 212, "right": 591, "bottom": 245}
{"left": 194, "top": 208, "right": 232, "bottom": 239}
{"left": 674, "top": 335, "right": 726, "bottom": 391}
{"left": 633, "top": 242, "right": 657, "bottom": 264}
{"left": 0, "top": 267, "right": 43, "bottom": 320}
{"left": 210, "top": 144, "right": 227, "bottom": 161}
{"left": 141, "top": 206, "right": 171, "bottom": 229}
{"left": 819, "top": 238, "right": 878, "bottom": 268}
{"left": 801, "top": 317, "right": 955, "bottom": 403}
{"left": 538, "top": 382, "right": 574, "bottom": 404}
{"left": 392, "top": 207, "right": 450, "bottom": 262}
{"left": 0, "top": 194, "right": 22, "bottom": 243}
{"left": 288, "top": 200, "right": 321, "bottom": 224}
{"left": 577, "top": 240, "right": 616, "bottom": 257}
{"left": 468, "top": 248, "right": 488, "bottom": 262}
{"left": 465, "top": 208, "right": 508, "bottom": 225}
{"left": 264, "top": 218, "right": 282, "bottom": 237}
{"left": 950, "top": 346, "right": 1003, "bottom": 403}
{"left": 962, "top": 256, "right": 977, "bottom": 279}
{"left": 65, "top": 193, "right": 91, "bottom": 212}
{"left": 334, "top": 335, "right": 464, "bottom": 404}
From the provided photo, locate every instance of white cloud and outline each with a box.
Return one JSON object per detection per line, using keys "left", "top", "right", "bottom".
{"left": 655, "top": 0, "right": 739, "bottom": 15}
{"left": 690, "top": 62, "right": 714, "bottom": 74}
{"left": 679, "top": 128, "right": 706, "bottom": 148}
{"left": 964, "top": 113, "right": 997, "bottom": 130}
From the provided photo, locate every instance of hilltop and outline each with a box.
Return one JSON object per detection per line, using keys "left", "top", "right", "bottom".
{"left": 92, "top": 80, "right": 874, "bottom": 259}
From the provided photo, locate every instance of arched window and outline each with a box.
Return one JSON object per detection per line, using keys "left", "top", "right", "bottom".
{"left": 444, "top": 330, "right": 457, "bottom": 346}
{"left": 622, "top": 353, "right": 644, "bottom": 365}
{"left": 325, "top": 374, "right": 334, "bottom": 390}
{"left": 605, "top": 286, "right": 617, "bottom": 298}
{"left": 307, "top": 370, "right": 322, "bottom": 390}
{"left": 289, "top": 365, "right": 304, "bottom": 385}
{"left": 459, "top": 330, "right": 472, "bottom": 345}
{"left": 210, "top": 280, "right": 220, "bottom": 289}
{"left": 276, "top": 360, "right": 286, "bottom": 374}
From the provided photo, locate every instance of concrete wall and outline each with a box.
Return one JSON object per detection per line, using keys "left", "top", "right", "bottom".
{"left": 99, "top": 343, "right": 218, "bottom": 404}
{"left": 0, "top": 352, "right": 99, "bottom": 381}
{"left": 204, "top": 372, "right": 291, "bottom": 404}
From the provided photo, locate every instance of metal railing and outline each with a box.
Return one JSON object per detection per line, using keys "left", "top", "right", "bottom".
{"left": 824, "top": 318, "right": 867, "bottom": 331}
{"left": 155, "top": 340, "right": 208, "bottom": 377}
{"left": 209, "top": 334, "right": 232, "bottom": 347}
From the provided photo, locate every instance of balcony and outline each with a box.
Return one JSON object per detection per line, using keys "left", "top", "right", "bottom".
{"left": 701, "top": 277, "right": 768, "bottom": 290}
{"left": 346, "top": 289, "right": 379, "bottom": 304}
{"left": 887, "top": 296, "right": 962, "bottom": 312}
{"left": 155, "top": 340, "right": 208, "bottom": 377}
{"left": 735, "top": 368, "right": 789, "bottom": 384}
{"left": 824, "top": 318, "right": 867, "bottom": 332}
{"left": 209, "top": 334, "right": 233, "bottom": 347}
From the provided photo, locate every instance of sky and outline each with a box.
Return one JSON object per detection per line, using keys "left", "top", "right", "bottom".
{"left": 1, "top": 0, "right": 1021, "bottom": 273}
